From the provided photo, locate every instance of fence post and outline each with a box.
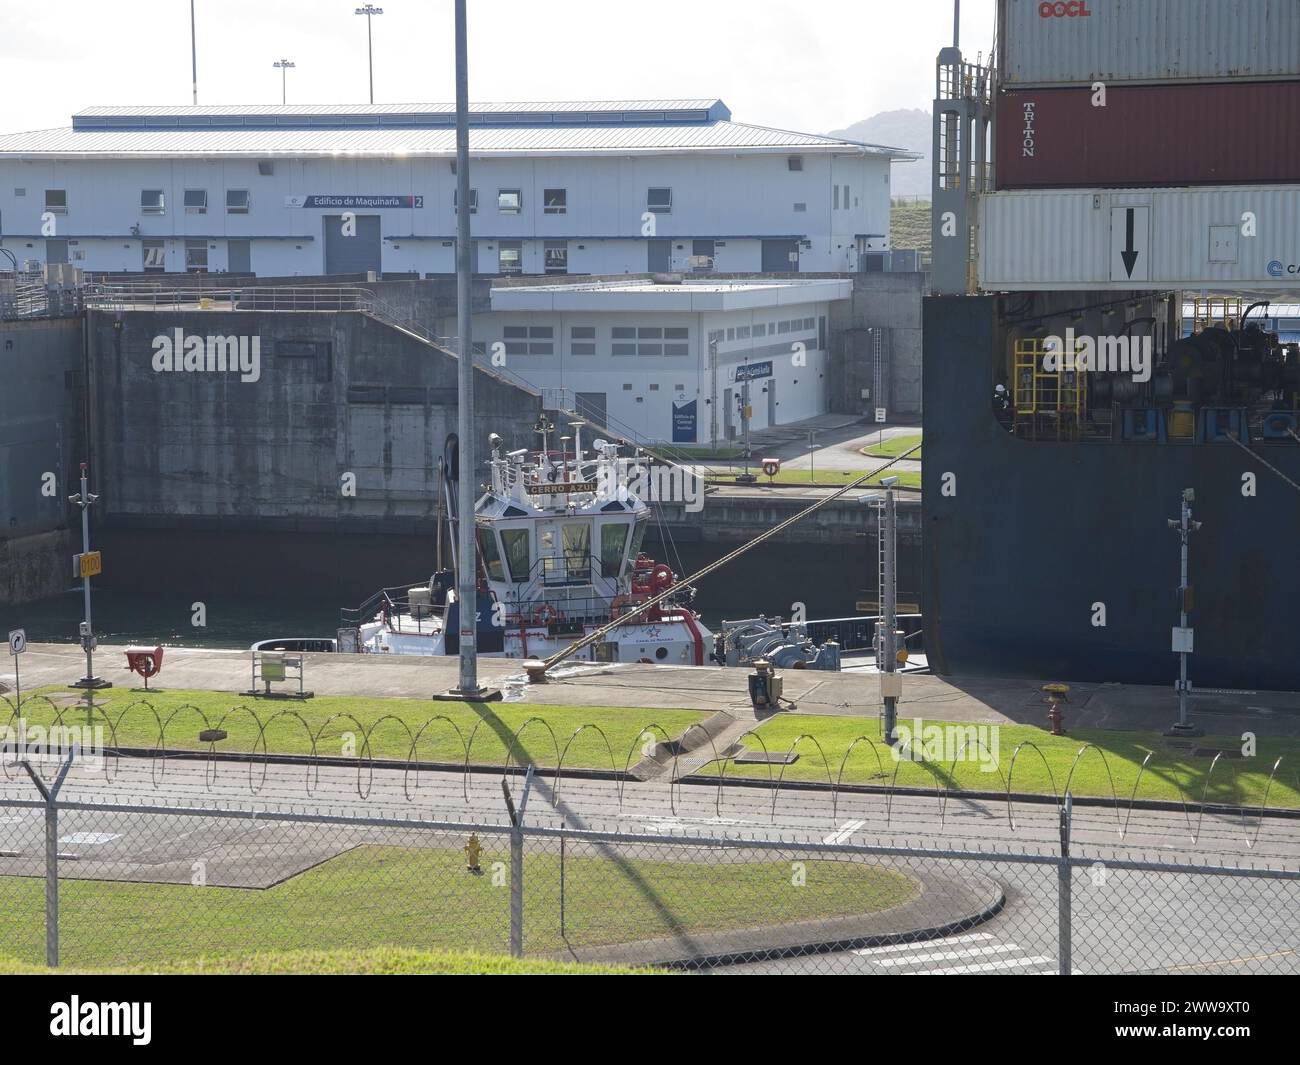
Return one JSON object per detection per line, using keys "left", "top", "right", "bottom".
{"left": 559, "top": 829, "right": 566, "bottom": 940}
{"left": 1058, "top": 792, "right": 1072, "bottom": 976}
{"left": 20, "top": 744, "right": 76, "bottom": 968}
{"left": 502, "top": 766, "right": 533, "bottom": 960}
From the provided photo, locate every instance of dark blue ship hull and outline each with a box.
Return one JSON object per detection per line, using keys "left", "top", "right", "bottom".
{"left": 922, "top": 295, "right": 1300, "bottom": 691}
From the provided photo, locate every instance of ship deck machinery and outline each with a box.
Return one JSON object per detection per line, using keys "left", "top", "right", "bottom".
{"left": 922, "top": 289, "right": 1300, "bottom": 691}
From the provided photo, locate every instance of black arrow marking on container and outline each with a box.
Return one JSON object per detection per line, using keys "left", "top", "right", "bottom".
{"left": 1121, "top": 208, "right": 1139, "bottom": 278}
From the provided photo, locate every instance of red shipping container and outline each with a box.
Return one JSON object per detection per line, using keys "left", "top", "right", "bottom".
{"left": 995, "top": 82, "right": 1300, "bottom": 189}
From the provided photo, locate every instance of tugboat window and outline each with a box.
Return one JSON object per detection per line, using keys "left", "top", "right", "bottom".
{"left": 601, "top": 522, "right": 630, "bottom": 578}
{"left": 477, "top": 527, "right": 505, "bottom": 582}
{"left": 629, "top": 515, "right": 648, "bottom": 560}
{"left": 501, "top": 528, "right": 531, "bottom": 582}
{"left": 563, "top": 523, "right": 591, "bottom": 581}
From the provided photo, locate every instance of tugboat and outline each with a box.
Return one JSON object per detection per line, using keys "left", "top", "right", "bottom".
{"left": 336, "top": 425, "right": 711, "bottom": 665}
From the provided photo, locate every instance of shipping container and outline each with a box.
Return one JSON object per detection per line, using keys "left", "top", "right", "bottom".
{"left": 996, "top": 82, "right": 1300, "bottom": 189}
{"left": 977, "top": 184, "right": 1300, "bottom": 290}
{"left": 998, "top": 0, "right": 1300, "bottom": 88}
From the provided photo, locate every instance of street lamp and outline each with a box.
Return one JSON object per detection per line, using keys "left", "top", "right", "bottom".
{"left": 1167, "top": 488, "right": 1204, "bottom": 737}
{"left": 355, "top": 4, "right": 384, "bottom": 104}
{"left": 273, "top": 58, "right": 296, "bottom": 105}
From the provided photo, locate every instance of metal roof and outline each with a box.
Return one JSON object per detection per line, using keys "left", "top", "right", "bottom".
{"left": 0, "top": 100, "right": 916, "bottom": 160}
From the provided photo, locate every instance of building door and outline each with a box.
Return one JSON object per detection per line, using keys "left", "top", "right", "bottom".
{"left": 761, "top": 239, "right": 799, "bottom": 272}
{"left": 575, "top": 391, "right": 607, "bottom": 431}
{"left": 227, "top": 239, "right": 251, "bottom": 274}
{"left": 45, "top": 239, "right": 68, "bottom": 264}
{"left": 691, "top": 239, "right": 715, "bottom": 272}
{"left": 142, "top": 240, "right": 166, "bottom": 272}
{"left": 647, "top": 239, "right": 671, "bottom": 273}
{"left": 323, "top": 214, "right": 382, "bottom": 275}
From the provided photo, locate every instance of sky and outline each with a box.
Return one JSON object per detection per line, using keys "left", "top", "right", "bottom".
{"left": 0, "top": 0, "right": 995, "bottom": 134}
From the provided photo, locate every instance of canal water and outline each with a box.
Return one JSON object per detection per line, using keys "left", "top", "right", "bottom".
{"left": 3, "top": 528, "right": 920, "bottom": 649}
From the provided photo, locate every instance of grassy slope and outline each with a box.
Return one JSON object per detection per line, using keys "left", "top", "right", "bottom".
{"left": 0, "top": 844, "right": 916, "bottom": 969}
{"left": 890, "top": 202, "right": 931, "bottom": 254}
{"left": 7, "top": 688, "right": 705, "bottom": 770}
{"left": 714, "top": 714, "right": 1300, "bottom": 809}
{"left": 861, "top": 434, "right": 923, "bottom": 459}
{"left": 710, "top": 468, "right": 922, "bottom": 488}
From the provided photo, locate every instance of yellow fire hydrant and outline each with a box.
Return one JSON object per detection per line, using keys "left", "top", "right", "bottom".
{"left": 464, "top": 833, "right": 483, "bottom": 874}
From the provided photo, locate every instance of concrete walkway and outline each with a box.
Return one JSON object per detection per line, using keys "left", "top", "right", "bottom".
{"left": 7, "top": 642, "right": 1300, "bottom": 741}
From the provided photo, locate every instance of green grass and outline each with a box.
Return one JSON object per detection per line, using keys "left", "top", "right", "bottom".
{"left": 0, "top": 946, "right": 655, "bottom": 975}
{"left": 861, "top": 433, "right": 923, "bottom": 460}
{"left": 712, "top": 714, "right": 1300, "bottom": 809}
{"left": 890, "top": 201, "right": 931, "bottom": 255}
{"left": 657, "top": 446, "right": 746, "bottom": 461}
{"left": 711, "top": 467, "right": 921, "bottom": 489}
{"left": 0, "top": 843, "right": 917, "bottom": 969}
{"left": 6, "top": 687, "right": 706, "bottom": 771}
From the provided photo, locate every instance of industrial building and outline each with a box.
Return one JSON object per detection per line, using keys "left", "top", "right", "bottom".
{"left": 479, "top": 276, "right": 851, "bottom": 444}
{"left": 0, "top": 100, "right": 914, "bottom": 278}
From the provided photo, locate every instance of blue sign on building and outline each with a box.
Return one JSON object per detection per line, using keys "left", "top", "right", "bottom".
{"left": 734, "top": 360, "right": 773, "bottom": 382}
{"left": 672, "top": 400, "right": 698, "bottom": 443}
{"left": 289, "top": 195, "right": 424, "bottom": 209}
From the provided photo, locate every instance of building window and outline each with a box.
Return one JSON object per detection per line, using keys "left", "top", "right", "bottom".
{"left": 543, "top": 188, "right": 567, "bottom": 214}
{"left": 544, "top": 241, "right": 568, "bottom": 275}
{"left": 646, "top": 187, "right": 672, "bottom": 214}
{"left": 502, "top": 324, "right": 553, "bottom": 355}
{"left": 497, "top": 189, "right": 522, "bottom": 214}
{"left": 141, "top": 189, "right": 166, "bottom": 214}
{"left": 44, "top": 189, "right": 67, "bottom": 214}
{"left": 142, "top": 239, "right": 166, "bottom": 272}
{"left": 753, "top": 324, "right": 767, "bottom": 337}
{"left": 787, "top": 156, "right": 803, "bottom": 171}
{"left": 185, "top": 239, "right": 209, "bottom": 273}
{"left": 226, "top": 189, "right": 251, "bottom": 214}
{"left": 183, "top": 189, "right": 208, "bottom": 214}
{"left": 498, "top": 240, "right": 522, "bottom": 274}
{"left": 793, "top": 202, "right": 807, "bottom": 212}
{"left": 612, "top": 326, "right": 637, "bottom": 356}
{"left": 664, "top": 326, "right": 689, "bottom": 356}
{"left": 453, "top": 188, "right": 478, "bottom": 214}
{"left": 845, "top": 184, "right": 852, "bottom": 207}
{"left": 571, "top": 325, "right": 596, "bottom": 356}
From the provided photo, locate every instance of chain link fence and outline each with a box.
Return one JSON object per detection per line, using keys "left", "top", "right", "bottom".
{"left": 1, "top": 755, "right": 1296, "bottom": 974}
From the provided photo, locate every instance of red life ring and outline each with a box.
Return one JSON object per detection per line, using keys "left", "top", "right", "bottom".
{"left": 533, "top": 603, "right": 559, "bottom": 626}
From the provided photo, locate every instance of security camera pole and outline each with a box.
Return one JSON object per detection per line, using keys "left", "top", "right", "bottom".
{"left": 69, "top": 463, "right": 110, "bottom": 690}
{"left": 879, "top": 475, "right": 900, "bottom": 743}
{"left": 1166, "top": 488, "right": 1203, "bottom": 737}
{"left": 444, "top": 0, "right": 498, "bottom": 701}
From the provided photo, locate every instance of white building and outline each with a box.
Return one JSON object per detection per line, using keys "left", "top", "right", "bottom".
{"left": 0, "top": 100, "right": 914, "bottom": 277}
{"left": 480, "top": 277, "right": 852, "bottom": 445}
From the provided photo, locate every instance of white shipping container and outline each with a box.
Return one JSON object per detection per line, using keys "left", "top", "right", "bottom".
{"left": 998, "top": 0, "right": 1300, "bottom": 87}
{"left": 978, "top": 185, "right": 1300, "bottom": 290}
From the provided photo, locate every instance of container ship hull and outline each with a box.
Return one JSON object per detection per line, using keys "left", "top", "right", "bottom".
{"left": 922, "top": 295, "right": 1300, "bottom": 692}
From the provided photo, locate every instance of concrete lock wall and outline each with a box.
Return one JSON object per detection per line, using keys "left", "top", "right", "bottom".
{"left": 828, "top": 272, "right": 925, "bottom": 419}
{"left": 87, "top": 308, "right": 541, "bottom": 532}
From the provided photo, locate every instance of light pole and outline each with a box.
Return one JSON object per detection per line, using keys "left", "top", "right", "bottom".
{"left": 355, "top": 5, "right": 384, "bottom": 104}
{"left": 808, "top": 429, "right": 819, "bottom": 484}
{"left": 190, "top": 0, "right": 198, "bottom": 104}
{"left": 440, "top": 0, "right": 498, "bottom": 702}
{"left": 1167, "top": 488, "right": 1204, "bottom": 737}
{"left": 68, "top": 463, "right": 110, "bottom": 690}
{"left": 273, "top": 59, "right": 295, "bottom": 105}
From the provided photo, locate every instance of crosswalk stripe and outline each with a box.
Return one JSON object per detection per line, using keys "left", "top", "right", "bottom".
{"left": 853, "top": 932, "right": 995, "bottom": 957}
{"left": 911, "top": 955, "right": 1055, "bottom": 975}
{"left": 875, "top": 943, "right": 1025, "bottom": 967}
{"left": 822, "top": 819, "right": 866, "bottom": 845}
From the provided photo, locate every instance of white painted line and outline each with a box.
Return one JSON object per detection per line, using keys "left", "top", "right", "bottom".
{"left": 911, "top": 955, "right": 1055, "bottom": 975}
{"left": 853, "top": 933, "right": 994, "bottom": 957}
{"left": 822, "top": 819, "right": 866, "bottom": 845}
{"left": 58, "top": 832, "right": 120, "bottom": 846}
{"left": 874, "top": 942, "right": 1025, "bottom": 967}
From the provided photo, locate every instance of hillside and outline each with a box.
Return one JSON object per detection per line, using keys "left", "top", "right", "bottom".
{"left": 829, "top": 108, "right": 931, "bottom": 199}
{"left": 890, "top": 201, "right": 931, "bottom": 254}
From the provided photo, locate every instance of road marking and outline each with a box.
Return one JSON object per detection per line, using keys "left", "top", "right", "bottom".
{"left": 58, "top": 832, "right": 120, "bottom": 846}
{"left": 875, "top": 942, "right": 1025, "bottom": 967}
{"left": 853, "top": 933, "right": 995, "bottom": 957}
{"left": 911, "top": 955, "right": 1055, "bottom": 975}
{"left": 823, "top": 819, "right": 865, "bottom": 845}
